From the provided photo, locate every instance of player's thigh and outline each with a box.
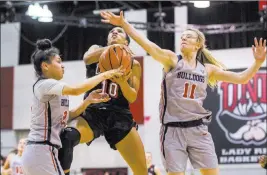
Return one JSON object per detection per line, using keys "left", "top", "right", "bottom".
{"left": 200, "top": 168, "right": 219, "bottom": 175}
{"left": 21, "top": 145, "right": 63, "bottom": 175}
{"left": 187, "top": 125, "right": 218, "bottom": 170}
{"left": 68, "top": 116, "right": 94, "bottom": 144}
{"left": 160, "top": 125, "right": 188, "bottom": 173}
{"left": 115, "top": 128, "right": 147, "bottom": 174}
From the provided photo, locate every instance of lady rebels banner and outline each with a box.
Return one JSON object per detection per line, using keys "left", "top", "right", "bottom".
{"left": 205, "top": 68, "right": 266, "bottom": 164}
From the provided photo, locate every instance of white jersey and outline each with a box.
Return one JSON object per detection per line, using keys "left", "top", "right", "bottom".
{"left": 159, "top": 56, "right": 212, "bottom": 123}
{"left": 10, "top": 155, "right": 23, "bottom": 175}
{"left": 27, "top": 78, "right": 69, "bottom": 148}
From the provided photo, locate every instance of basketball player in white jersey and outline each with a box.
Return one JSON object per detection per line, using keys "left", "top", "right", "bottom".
{"left": 21, "top": 39, "right": 124, "bottom": 175}
{"left": 100, "top": 11, "right": 267, "bottom": 175}
{"left": 2, "top": 138, "right": 26, "bottom": 175}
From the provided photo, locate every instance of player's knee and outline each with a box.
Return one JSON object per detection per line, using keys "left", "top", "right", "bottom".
{"left": 60, "top": 127, "right": 81, "bottom": 147}
{"left": 132, "top": 163, "right": 147, "bottom": 175}
{"left": 58, "top": 127, "right": 81, "bottom": 170}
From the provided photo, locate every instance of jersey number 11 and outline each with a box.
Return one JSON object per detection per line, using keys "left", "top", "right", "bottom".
{"left": 183, "top": 82, "right": 196, "bottom": 99}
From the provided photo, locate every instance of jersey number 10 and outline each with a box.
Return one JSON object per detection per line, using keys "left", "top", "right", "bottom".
{"left": 102, "top": 80, "right": 119, "bottom": 98}
{"left": 183, "top": 82, "right": 197, "bottom": 99}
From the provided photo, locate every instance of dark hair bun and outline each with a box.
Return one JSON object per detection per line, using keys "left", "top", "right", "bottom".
{"left": 36, "top": 39, "right": 52, "bottom": 50}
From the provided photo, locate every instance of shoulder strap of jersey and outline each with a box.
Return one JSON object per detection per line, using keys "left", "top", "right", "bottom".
{"left": 177, "top": 55, "right": 183, "bottom": 62}
{"left": 32, "top": 77, "right": 46, "bottom": 94}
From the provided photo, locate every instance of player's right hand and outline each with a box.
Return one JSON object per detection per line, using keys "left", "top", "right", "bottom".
{"left": 100, "top": 11, "right": 125, "bottom": 27}
{"left": 104, "top": 65, "right": 125, "bottom": 79}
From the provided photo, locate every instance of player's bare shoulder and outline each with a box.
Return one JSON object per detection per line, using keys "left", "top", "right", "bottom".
{"left": 132, "top": 59, "right": 142, "bottom": 77}
{"left": 132, "top": 59, "right": 141, "bottom": 68}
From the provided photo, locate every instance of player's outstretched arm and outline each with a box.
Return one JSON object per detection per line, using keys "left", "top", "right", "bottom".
{"left": 69, "top": 89, "right": 110, "bottom": 119}
{"left": 62, "top": 66, "right": 124, "bottom": 96}
{"left": 83, "top": 45, "right": 110, "bottom": 65}
{"left": 100, "top": 11, "right": 177, "bottom": 72}
{"left": 206, "top": 38, "right": 266, "bottom": 84}
{"left": 1, "top": 154, "right": 13, "bottom": 175}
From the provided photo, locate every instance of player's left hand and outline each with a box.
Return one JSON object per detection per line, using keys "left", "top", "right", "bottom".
{"left": 252, "top": 37, "right": 266, "bottom": 63}
{"left": 86, "top": 89, "right": 111, "bottom": 104}
{"left": 111, "top": 71, "right": 132, "bottom": 85}
{"left": 259, "top": 155, "right": 267, "bottom": 163}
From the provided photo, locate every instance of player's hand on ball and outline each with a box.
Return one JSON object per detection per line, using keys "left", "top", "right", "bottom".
{"left": 104, "top": 65, "right": 125, "bottom": 79}
{"left": 112, "top": 44, "right": 134, "bottom": 56}
{"left": 100, "top": 11, "right": 125, "bottom": 27}
{"left": 111, "top": 70, "right": 132, "bottom": 85}
{"left": 86, "top": 89, "right": 111, "bottom": 104}
{"left": 252, "top": 37, "right": 266, "bottom": 63}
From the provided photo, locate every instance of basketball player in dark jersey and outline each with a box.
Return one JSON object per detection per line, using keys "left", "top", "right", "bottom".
{"left": 58, "top": 27, "right": 147, "bottom": 175}
{"left": 146, "top": 152, "right": 161, "bottom": 175}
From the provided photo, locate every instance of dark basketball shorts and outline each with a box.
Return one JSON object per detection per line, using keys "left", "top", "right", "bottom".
{"left": 81, "top": 107, "right": 137, "bottom": 150}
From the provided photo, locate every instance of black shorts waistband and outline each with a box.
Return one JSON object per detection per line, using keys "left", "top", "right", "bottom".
{"left": 27, "top": 140, "right": 61, "bottom": 149}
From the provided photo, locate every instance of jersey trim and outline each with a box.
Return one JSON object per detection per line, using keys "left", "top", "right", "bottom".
{"left": 50, "top": 147, "right": 62, "bottom": 175}
{"left": 161, "top": 126, "right": 168, "bottom": 159}
{"left": 177, "top": 54, "right": 183, "bottom": 62}
{"left": 160, "top": 78, "right": 167, "bottom": 124}
{"left": 47, "top": 102, "right": 52, "bottom": 142}
{"left": 49, "top": 147, "right": 57, "bottom": 172}
{"left": 44, "top": 103, "right": 48, "bottom": 141}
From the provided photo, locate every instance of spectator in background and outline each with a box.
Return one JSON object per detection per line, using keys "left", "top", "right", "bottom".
{"left": 146, "top": 152, "right": 161, "bottom": 175}
{"left": 104, "top": 171, "right": 110, "bottom": 175}
{"left": 259, "top": 155, "right": 267, "bottom": 169}
{"left": 2, "top": 138, "right": 26, "bottom": 175}
{"left": 2, "top": 149, "right": 18, "bottom": 175}
{"left": 1, "top": 155, "right": 6, "bottom": 174}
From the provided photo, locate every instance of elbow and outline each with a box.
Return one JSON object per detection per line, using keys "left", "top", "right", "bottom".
{"left": 239, "top": 77, "right": 250, "bottom": 84}
{"left": 83, "top": 54, "right": 90, "bottom": 64}
{"left": 241, "top": 79, "right": 250, "bottom": 84}
{"left": 237, "top": 74, "right": 249, "bottom": 84}
{"left": 128, "top": 94, "right": 137, "bottom": 104}
{"left": 128, "top": 98, "right": 136, "bottom": 104}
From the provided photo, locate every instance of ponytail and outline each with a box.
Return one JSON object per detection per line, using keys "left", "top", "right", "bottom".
{"left": 197, "top": 48, "right": 226, "bottom": 88}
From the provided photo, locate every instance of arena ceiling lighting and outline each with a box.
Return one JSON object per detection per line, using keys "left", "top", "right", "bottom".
{"left": 192, "top": 1, "right": 210, "bottom": 8}
{"left": 26, "top": 3, "right": 53, "bottom": 22}
{"left": 93, "top": 8, "right": 120, "bottom": 15}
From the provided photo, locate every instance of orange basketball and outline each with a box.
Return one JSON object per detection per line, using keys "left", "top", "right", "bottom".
{"left": 99, "top": 45, "right": 132, "bottom": 74}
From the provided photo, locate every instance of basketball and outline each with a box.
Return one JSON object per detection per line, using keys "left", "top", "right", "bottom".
{"left": 99, "top": 44, "right": 132, "bottom": 74}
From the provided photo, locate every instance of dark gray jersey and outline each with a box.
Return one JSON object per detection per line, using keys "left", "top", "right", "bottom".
{"left": 159, "top": 57, "right": 212, "bottom": 123}
{"left": 27, "top": 78, "right": 69, "bottom": 148}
